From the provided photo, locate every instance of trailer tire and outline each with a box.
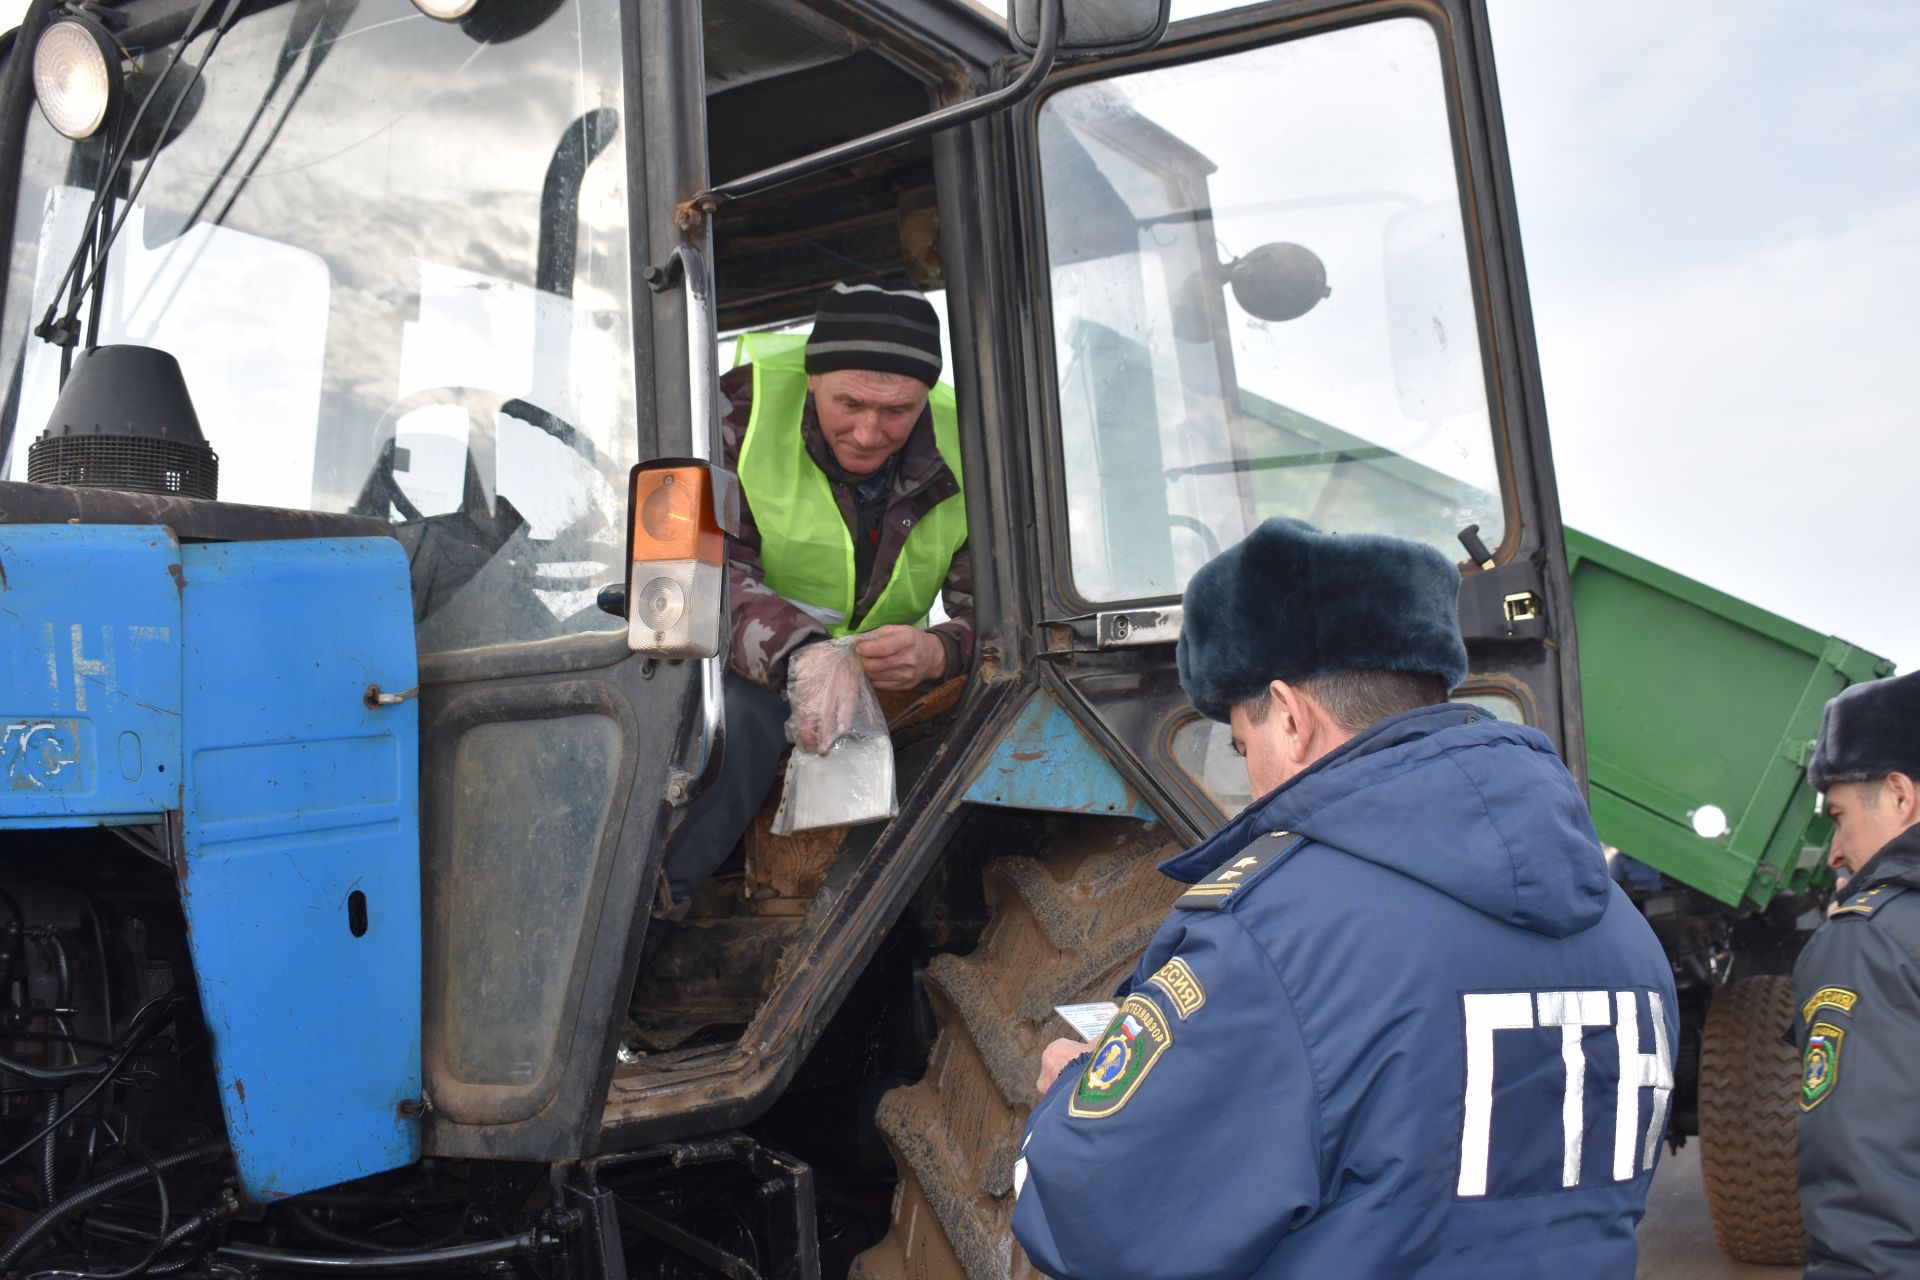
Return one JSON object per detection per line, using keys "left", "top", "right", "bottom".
{"left": 849, "top": 820, "right": 1180, "bottom": 1280}
{"left": 1697, "top": 974, "right": 1807, "bottom": 1266}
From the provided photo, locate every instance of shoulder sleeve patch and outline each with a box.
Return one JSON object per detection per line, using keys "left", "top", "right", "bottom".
{"left": 1801, "top": 1021, "right": 1844, "bottom": 1110}
{"left": 1069, "top": 993, "right": 1172, "bottom": 1119}
{"left": 1146, "top": 956, "right": 1206, "bottom": 1020}
{"left": 1174, "top": 831, "right": 1302, "bottom": 911}
{"left": 1802, "top": 986, "right": 1859, "bottom": 1023}
{"left": 1831, "top": 882, "right": 1909, "bottom": 917}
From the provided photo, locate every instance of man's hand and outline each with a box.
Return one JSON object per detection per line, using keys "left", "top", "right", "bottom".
{"left": 787, "top": 642, "right": 865, "bottom": 755}
{"left": 854, "top": 625, "right": 946, "bottom": 691}
{"left": 1036, "top": 1037, "right": 1090, "bottom": 1096}
{"left": 792, "top": 687, "right": 858, "bottom": 756}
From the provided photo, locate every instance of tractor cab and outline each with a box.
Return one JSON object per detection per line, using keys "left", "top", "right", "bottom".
{"left": 0, "top": 0, "right": 1576, "bottom": 1273}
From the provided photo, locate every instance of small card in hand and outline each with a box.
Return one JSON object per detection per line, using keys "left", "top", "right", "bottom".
{"left": 1054, "top": 1001, "right": 1121, "bottom": 1042}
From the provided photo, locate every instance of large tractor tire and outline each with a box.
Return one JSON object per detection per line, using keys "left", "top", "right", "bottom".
{"left": 1697, "top": 974, "right": 1808, "bottom": 1266}
{"left": 849, "top": 820, "right": 1181, "bottom": 1280}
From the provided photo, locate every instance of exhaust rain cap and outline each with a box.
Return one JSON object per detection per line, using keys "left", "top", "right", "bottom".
{"left": 28, "top": 345, "right": 218, "bottom": 499}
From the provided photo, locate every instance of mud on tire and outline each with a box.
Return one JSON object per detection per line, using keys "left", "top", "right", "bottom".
{"left": 1697, "top": 973, "right": 1808, "bottom": 1266}
{"left": 849, "top": 819, "right": 1181, "bottom": 1280}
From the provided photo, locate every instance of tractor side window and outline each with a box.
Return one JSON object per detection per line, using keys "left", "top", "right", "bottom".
{"left": 0, "top": 0, "right": 637, "bottom": 655}
{"left": 1036, "top": 17, "right": 1505, "bottom": 605}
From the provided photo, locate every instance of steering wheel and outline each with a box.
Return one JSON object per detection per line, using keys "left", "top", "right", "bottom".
{"left": 1168, "top": 513, "right": 1223, "bottom": 559}
{"left": 351, "top": 385, "right": 610, "bottom": 522}
{"left": 353, "top": 386, "right": 501, "bottom": 522}
{"left": 350, "top": 387, "right": 623, "bottom": 626}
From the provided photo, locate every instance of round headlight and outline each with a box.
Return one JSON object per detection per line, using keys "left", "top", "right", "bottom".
{"left": 33, "top": 18, "right": 123, "bottom": 141}
{"left": 411, "top": 0, "right": 478, "bottom": 21}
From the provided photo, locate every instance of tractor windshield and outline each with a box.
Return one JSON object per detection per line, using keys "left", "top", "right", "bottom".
{"left": 1038, "top": 16, "right": 1507, "bottom": 605}
{"left": 0, "top": 0, "right": 638, "bottom": 653}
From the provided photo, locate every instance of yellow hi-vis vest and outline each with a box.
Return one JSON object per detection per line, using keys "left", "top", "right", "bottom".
{"left": 735, "top": 332, "right": 966, "bottom": 636}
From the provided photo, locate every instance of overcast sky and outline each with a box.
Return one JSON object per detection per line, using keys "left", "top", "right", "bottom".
{"left": 1484, "top": 1, "right": 1919, "bottom": 672}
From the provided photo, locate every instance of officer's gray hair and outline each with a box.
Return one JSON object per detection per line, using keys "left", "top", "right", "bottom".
{"left": 1238, "top": 669, "right": 1449, "bottom": 735}
{"left": 1842, "top": 777, "right": 1887, "bottom": 809}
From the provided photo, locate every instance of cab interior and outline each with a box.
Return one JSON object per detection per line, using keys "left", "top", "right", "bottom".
{"left": 621, "top": 0, "right": 988, "bottom": 1062}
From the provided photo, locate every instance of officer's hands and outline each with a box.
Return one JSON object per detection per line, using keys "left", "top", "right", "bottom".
{"left": 1036, "top": 1037, "right": 1090, "bottom": 1096}
{"left": 854, "top": 625, "right": 945, "bottom": 691}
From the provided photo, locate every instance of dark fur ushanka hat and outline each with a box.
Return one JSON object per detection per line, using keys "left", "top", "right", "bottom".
{"left": 1808, "top": 670, "right": 1920, "bottom": 791}
{"left": 1176, "top": 517, "right": 1469, "bottom": 723}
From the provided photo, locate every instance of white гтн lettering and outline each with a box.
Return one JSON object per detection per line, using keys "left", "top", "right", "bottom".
{"left": 1537, "top": 990, "right": 1614, "bottom": 1187}
{"left": 1457, "top": 989, "right": 1671, "bottom": 1198}
{"left": 1613, "top": 989, "right": 1673, "bottom": 1181}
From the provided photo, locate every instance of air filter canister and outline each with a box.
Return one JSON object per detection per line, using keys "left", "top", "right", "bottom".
{"left": 28, "top": 345, "right": 218, "bottom": 499}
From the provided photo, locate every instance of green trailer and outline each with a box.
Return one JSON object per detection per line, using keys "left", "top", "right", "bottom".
{"left": 1569, "top": 529, "right": 1894, "bottom": 909}
{"left": 1566, "top": 528, "right": 1895, "bottom": 1266}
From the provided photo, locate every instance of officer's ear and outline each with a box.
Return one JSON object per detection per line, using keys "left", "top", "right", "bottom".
{"left": 1267, "top": 680, "right": 1318, "bottom": 766}
{"left": 1886, "top": 772, "right": 1919, "bottom": 825}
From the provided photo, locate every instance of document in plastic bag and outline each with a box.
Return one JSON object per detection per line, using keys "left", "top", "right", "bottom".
{"left": 771, "top": 638, "right": 899, "bottom": 834}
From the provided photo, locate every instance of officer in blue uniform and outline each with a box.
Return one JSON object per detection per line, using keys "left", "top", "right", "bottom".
{"left": 1012, "top": 519, "right": 1678, "bottom": 1280}
{"left": 1793, "top": 670, "right": 1920, "bottom": 1280}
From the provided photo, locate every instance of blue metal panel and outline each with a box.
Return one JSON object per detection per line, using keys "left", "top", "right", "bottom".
{"left": 964, "top": 690, "right": 1155, "bottom": 820}
{"left": 0, "top": 525, "right": 182, "bottom": 825}
{"left": 178, "top": 537, "right": 422, "bottom": 1200}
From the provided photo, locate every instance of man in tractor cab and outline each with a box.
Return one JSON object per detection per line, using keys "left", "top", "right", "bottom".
{"left": 1012, "top": 519, "right": 1676, "bottom": 1279}
{"left": 1794, "top": 670, "right": 1920, "bottom": 1280}
{"left": 659, "top": 281, "right": 972, "bottom": 913}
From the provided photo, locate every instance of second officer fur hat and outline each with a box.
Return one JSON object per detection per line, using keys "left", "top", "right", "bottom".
{"left": 1176, "top": 517, "right": 1469, "bottom": 723}
{"left": 1808, "top": 670, "right": 1920, "bottom": 792}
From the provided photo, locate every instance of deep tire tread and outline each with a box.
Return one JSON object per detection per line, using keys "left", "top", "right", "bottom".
{"left": 1697, "top": 973, "right": 1808, "bottom": 1266}
{"left": 850, "top": 821, "right": 1180, "bottom": 1280}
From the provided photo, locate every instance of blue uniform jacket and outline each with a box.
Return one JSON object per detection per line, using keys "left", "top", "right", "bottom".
{"left": 1012, "top": 706, "right": 1678, "bottom": 1280}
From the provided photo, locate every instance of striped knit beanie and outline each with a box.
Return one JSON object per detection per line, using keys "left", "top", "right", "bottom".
{"left": 805, "top": 281, "right": 943, "bottom": 387}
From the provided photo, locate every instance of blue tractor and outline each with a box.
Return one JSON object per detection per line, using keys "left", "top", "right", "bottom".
{"left": 0, "top": 0, "right": 1582, "bottom": 1274}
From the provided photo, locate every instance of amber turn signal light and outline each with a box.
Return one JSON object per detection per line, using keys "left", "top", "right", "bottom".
{"left": 629, "top": 465, "right": 724, "bottom": 565}
{"left": 626, "top": 462, "right": 725, "bottom": 658}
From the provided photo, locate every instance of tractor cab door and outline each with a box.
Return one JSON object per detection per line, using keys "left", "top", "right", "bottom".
{"left": 1006, "top": 0, "right": 1575, "bottom": 838}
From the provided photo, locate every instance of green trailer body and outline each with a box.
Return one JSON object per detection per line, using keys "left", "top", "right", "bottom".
{"left": 1566, "top": 529, "right": 1895, "bottom": 911}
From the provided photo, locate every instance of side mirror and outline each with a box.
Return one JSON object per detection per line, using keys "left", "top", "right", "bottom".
{"left": 1225, "top": 242, "right": 1332, "bottom": 324}
{"left": 1010, "top": 0, "right": 1171, "bottom": 58}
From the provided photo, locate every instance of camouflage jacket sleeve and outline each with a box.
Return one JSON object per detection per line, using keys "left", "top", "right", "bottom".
{"left": 927, "top": 541, "right": 974, "bottom": 682}
{"left": 720, "top": 367, "right": 827, "bottom": 692}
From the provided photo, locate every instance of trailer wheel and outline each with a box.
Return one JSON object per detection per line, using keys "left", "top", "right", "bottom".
{"left": 1697, "top": 974, "right": 1808, "bottom": 1266}
{"left": 849, "top": 820, "right": 1180, "bottom": 1280}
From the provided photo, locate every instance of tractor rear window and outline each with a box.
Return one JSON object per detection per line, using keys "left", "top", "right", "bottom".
{"left": 1036, "top": 17, "right": 1506, "bottom": 604}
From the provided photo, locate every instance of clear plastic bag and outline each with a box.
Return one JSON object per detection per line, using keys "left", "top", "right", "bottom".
{"left": 771, "top": 638, "right": 898, "bottom": 834}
